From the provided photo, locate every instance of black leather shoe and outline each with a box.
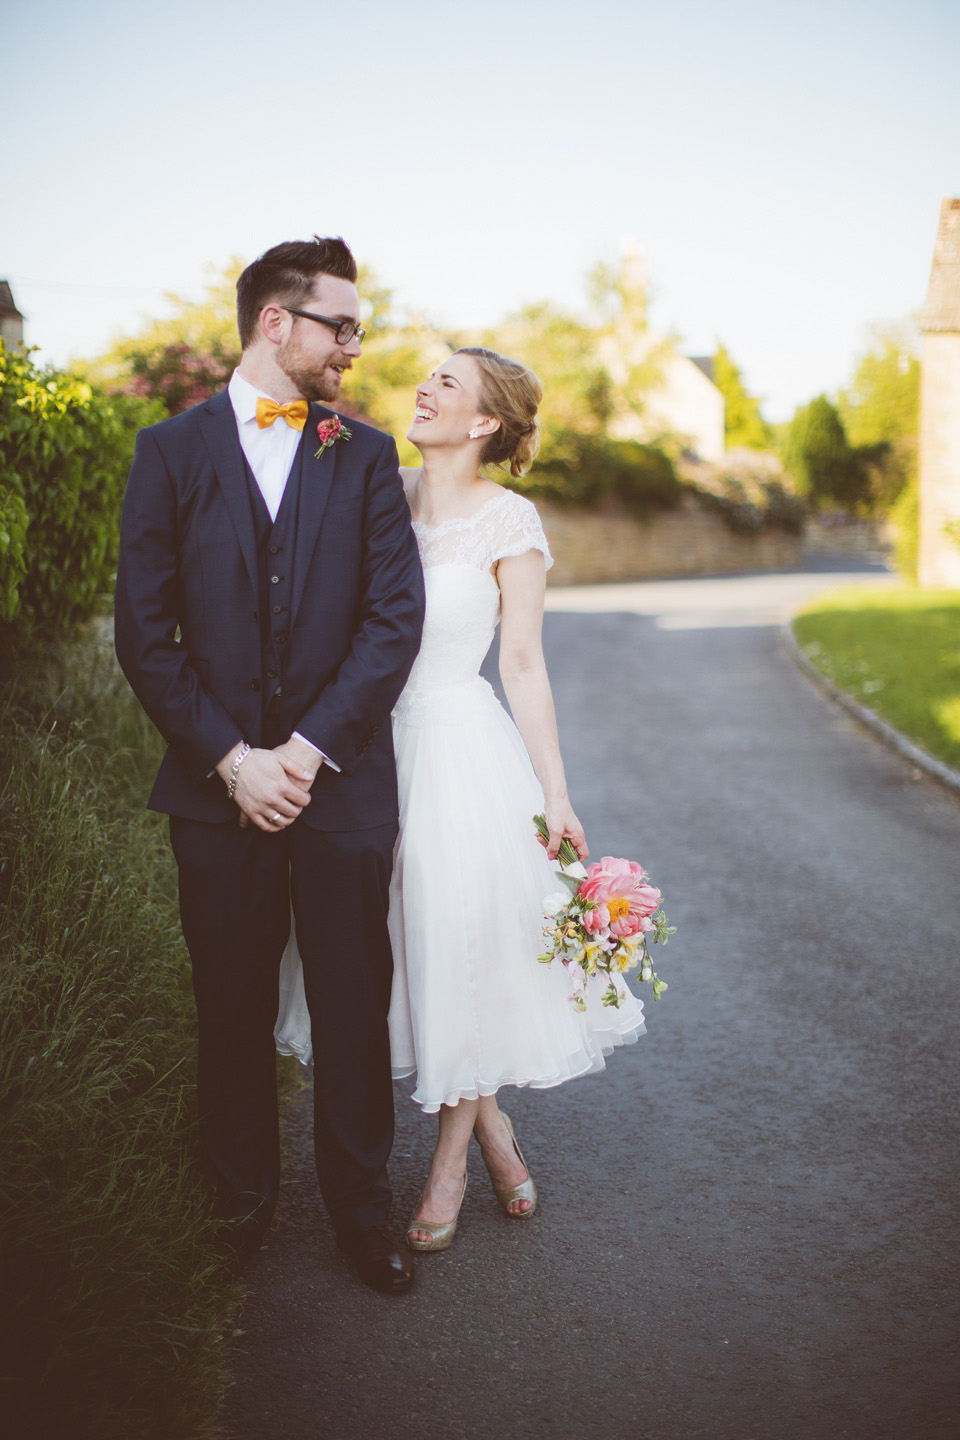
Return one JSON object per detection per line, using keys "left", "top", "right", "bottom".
{"left": 337, "top": 1225, "right": 415, "bottom": 1295}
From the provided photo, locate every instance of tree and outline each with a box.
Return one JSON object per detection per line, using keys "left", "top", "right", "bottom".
{"left": 838, "top": 324, "right": 919, "bottom": 447}
{"left": 479, "top": 301, "right": 614, "bottom": 454}
{"left": 79, "top": 260, "right": 440, "bottom": 448}
{"left": 711, "top": 343, "right": 772, "bottom": 450}
{"left": 785, "top": 395, "right": 868, "bottom": 511}
{"left": 837, "top": 324, "right": 919, "bottom": 512}
{"left": 80, "top": 261, "right": 244, "bottom": 414}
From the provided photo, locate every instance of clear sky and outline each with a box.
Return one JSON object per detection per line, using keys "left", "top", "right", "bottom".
{"left": 3, "top": 0, "right": 958, "bottom": 420}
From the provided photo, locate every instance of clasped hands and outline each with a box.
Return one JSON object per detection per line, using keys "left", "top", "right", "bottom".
{"left": 216, "top": 737, "right": 322, "bottom": 832}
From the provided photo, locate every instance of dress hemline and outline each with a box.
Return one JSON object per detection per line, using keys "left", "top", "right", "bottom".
{"left": 391, "top": 1024, "right": 644, "bottom": 1113}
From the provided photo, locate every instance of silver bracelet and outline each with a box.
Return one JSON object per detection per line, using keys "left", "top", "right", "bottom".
{"left": 226, "top": 742, "right": 251, "bottom": 801}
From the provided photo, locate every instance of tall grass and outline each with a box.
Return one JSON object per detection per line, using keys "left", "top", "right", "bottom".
{"left": 0, "top": 633, "right": 236, "bottom": 1438}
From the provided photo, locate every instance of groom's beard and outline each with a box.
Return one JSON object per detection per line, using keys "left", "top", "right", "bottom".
{"left": 276, "top": 335, "right": 349, "bottom": 404}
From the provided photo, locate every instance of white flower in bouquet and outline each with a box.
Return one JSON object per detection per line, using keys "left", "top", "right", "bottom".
{"left": 542, "top": 891, "right": 570, "bottom": 918}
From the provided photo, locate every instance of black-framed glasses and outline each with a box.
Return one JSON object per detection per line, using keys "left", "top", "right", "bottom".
{"left": 282, "top": 307, "right": 366, "bottom": 345}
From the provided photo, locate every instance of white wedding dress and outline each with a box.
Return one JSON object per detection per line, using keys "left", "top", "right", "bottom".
{"left": 275, "top": 488, "right": 645, "bottom": 1110}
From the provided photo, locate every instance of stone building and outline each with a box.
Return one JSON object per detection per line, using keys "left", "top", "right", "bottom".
{"left": 0, "top": 281, "right": 24, "bottom": 349}
{"left": 603, "top": 336, "right": 726, "bottom": 462}
{"left": 597, "top": 251, "right": 725, "bottom": 463}
{"left": 918, "top": 198, "right": 960, "bottom": 588}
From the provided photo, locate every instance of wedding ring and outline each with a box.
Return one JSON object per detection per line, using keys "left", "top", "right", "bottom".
{"left": 271, "top": 812, "right": 283, "bottom": 824}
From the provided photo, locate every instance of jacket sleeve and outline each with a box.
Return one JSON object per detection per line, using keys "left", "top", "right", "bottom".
{"left": 291, "top": 436, "right": 425, "bottom": 773}
{"left": 114, "top": 427, "right": 243, "bottom": 781}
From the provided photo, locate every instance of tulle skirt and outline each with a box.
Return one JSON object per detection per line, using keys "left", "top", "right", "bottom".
{"left": 274, "top": 677, "right": 646, "bottom": 1106}
{"left": 383, "top": 677, "right": 645, "bottom": 1112}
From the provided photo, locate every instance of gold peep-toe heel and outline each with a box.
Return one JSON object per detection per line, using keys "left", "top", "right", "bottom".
{"left": 494, "top": 1113, "right": 538, "bottom": 1219}
{"left": 405, "top": 1174, "right": 468, "bottom": 1252}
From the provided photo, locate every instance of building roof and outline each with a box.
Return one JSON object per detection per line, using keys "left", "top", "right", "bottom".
{"left": 0, "top": 280, "right": 24, "bottom": 319}
{"left": 688, "top": 355, "right": 715, "bottom": 383}
{"left": 921, "top": 198, "right": 960, "bottom": 333}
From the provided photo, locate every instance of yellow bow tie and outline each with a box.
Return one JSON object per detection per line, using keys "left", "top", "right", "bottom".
{"left": 255, "top": 397, "right": 309, "bottom": 432}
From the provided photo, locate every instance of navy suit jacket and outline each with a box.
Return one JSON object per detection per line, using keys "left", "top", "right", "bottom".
{"left": 115, "top": 389, "right": 425, "bottom": 830}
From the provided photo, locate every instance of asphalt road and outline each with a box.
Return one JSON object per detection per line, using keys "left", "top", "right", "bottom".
{"left": 221, "top": 561, "right": 960, "bottom": 1440}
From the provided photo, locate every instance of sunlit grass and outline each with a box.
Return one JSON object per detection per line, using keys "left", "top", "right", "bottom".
{"left": 792, "top": 585, "right": 960, "bottom": 769}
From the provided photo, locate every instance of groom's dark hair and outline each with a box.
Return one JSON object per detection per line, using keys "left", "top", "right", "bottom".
{"left": 236, "top": 236, "right": 358, "bottom": 348}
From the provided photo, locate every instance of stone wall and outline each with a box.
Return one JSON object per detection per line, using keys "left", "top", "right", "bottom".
{"left": 539, "top": 496, "right": 801, "bottom": 586}
{"left": 803, "top": 515, "right": 894, "bottom": 556}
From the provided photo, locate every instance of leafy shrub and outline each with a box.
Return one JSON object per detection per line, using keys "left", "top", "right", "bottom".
{"left": 0, "top": 345, "right": 160, "bottom": 654}
{"left": 690, "top": 476, "right": 806, "bottom": 535}
{"left": 522, "top": 431, "right": 683, "bottom": 514}
{"left": 676, "top": 450, "right": 806, "bottom": 535}
{"left": 891, "top": 478, "right": 918, "bottom": 580}
{"left": 0, "top": 482, "right": 28, "bottom": 620}
{"left": 785, "top": 395, "right": 869, "bottom": 512}
{"left": 122, "top": 340, "right": 237, "bottom": 415}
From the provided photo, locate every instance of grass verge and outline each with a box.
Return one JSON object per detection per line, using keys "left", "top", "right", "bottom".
{"left": 792, "top": 585, "right": 960, "bottom": 771}
{"left": 0, "top": 634, "right": 236, "bottom": 1438}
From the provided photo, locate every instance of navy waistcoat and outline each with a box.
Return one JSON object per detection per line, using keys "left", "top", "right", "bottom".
{"left": 243, "top": 438, "right": 304, "bottom": 736}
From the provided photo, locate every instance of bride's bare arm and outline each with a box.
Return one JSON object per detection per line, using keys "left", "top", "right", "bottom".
{"left": 496, "top": 550, "right": 588, "bottom": 862}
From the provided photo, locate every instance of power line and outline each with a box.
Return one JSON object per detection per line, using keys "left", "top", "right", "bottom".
{"left": 6, "top": 275, "right": 173, "bottom": 298}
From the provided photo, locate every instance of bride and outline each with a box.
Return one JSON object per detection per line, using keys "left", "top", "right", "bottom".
{"left": 276, "top": 347, "right": 645, "bottom": 1250}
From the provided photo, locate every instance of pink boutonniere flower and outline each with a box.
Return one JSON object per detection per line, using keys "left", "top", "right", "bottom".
{"left": 314, "top": 414, "right": 352, "bottom": 460}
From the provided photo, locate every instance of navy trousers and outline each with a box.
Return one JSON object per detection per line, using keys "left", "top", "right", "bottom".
{"left": 169, "top": 813, "right": 398, "bottom": 1235}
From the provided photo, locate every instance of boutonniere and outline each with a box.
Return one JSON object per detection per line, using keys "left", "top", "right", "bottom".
{"left": 314, "top": 415, "right": 352, "bottom": 460}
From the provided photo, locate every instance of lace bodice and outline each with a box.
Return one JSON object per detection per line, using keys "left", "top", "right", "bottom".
{"left": 412, "top": 488, "right": 554, "bottom": 574}
{"left": 394, "top": 489, "right": 552, "bottom": 722}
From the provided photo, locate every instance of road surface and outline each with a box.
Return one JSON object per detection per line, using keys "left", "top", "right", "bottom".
{"left": 221, "top": 561, "right": 959, "bottom": 1440}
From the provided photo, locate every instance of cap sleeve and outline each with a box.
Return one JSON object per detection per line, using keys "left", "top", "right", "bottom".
{"left": 491, "top": 491, "right": 553, "bottom": 570}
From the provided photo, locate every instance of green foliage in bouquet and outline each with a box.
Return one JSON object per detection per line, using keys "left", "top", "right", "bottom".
{"left": 533, "top": 811, "right": 581, "bottom": 867}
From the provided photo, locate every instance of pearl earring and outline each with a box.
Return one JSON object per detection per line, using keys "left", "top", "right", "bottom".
{"left": 468, "top": 428, "right": 480, "bottom": 439}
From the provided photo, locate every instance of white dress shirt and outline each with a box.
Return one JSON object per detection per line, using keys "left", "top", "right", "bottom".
{"left": 227, "top": 368, "right": 336, "bottom": 769}
{"left": 228, "top": 368, "right": 303, "bottom": 522}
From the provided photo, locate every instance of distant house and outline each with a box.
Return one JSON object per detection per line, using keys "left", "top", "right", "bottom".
{"left": 596, "top": 251, "right": 726, "bottom": 463}
{"left": 0, "top": 281, "right": 24, "bottom": 349}
{"left": 601, "top": 329, "right": 726, "bottom": 463}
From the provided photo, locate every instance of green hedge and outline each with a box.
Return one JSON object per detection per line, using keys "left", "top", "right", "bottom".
{"left": 523, "top": 432, "right": 683, "bottom": 514}
{"left": 0, "top": 345, "right": 161, "bottom": 653}
{"left": 519, "top": 431, "right": 804, "bottom": 534}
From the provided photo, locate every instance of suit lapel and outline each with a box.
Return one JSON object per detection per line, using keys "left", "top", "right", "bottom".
{"left": 290, "top": 403, "right": 338, "bottom": 627}
{"left": 198, "top": 391, "right": 258, "bottom": 598}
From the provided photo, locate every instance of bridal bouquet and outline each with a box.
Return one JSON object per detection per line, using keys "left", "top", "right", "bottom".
{"left": 533, "top": 815, "right": 674, "bottom": 1011}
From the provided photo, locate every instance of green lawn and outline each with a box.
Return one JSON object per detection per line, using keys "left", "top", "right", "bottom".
{"left": 792, "top": 585, "right": 960, "bottom": 771}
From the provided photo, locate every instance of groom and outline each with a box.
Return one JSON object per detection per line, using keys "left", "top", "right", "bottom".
{"left": 115, "top": 236, "right": 425, "bottom": 1293}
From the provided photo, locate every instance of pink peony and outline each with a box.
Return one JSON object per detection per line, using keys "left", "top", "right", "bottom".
{"left": 578, "top": 856, "right": 661, "bottom": 938}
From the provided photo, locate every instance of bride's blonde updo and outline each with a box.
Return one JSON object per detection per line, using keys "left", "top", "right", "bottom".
{"left": 456, "top": 347, "right": 542, "bottom": 478}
